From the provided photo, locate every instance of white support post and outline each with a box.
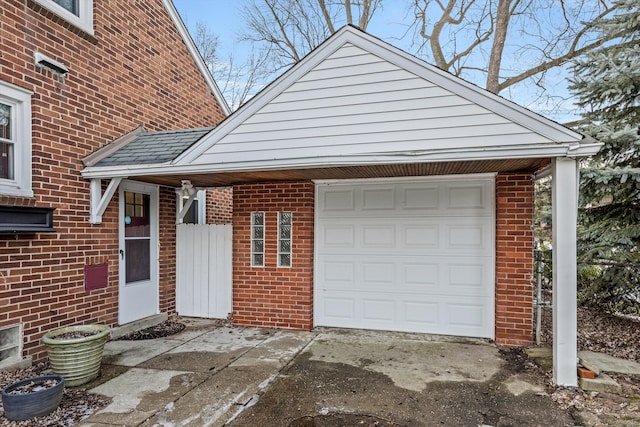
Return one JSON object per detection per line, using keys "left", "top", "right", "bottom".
{"left": 552, "top": 157, "right": 579, "bottom": 386}
{"left": 90, "top": 177, "right": 123, "bottom": 224}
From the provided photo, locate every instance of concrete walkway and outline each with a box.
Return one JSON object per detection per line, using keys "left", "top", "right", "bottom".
{"left": 81, "top": 320, "right": 618, "bottom": 426}
{"left": 81, "top": 320, "right": 316, "bottom": 426}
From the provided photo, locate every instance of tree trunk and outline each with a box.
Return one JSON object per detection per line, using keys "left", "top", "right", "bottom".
{"left": 486, "top": 0, "right": 511, "bottom": 94}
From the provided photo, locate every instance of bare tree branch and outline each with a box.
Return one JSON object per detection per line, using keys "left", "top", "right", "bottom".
{"left": 496, "top": 4, "right": 618, "bottom": 92}
{"left": 317, "top": 0, "right": 335, "bottom": 33}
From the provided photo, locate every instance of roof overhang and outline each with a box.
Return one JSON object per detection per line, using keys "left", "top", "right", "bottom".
{"left": 81, "top": 138, "right": 601, "bottom": 188}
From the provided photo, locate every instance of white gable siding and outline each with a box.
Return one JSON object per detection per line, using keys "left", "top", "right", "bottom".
{"left": 192, "top": 43, "right": 555, "bottom": 166}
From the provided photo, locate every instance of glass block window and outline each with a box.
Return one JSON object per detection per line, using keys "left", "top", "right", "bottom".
{"left": 251, "top": 212, "right": 265, "bottom": 267}
{"left": 278, "top": 212, "right": 292, "bottom": 267}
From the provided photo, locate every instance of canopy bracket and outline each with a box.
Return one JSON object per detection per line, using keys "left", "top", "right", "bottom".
{"left": 90, "top": 178, "right": 123, "bottom": 224}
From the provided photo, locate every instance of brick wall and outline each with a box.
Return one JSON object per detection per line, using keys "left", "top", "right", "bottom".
{"left": 232, "top": 182, "right": 315, "bottom": 330}
{"left": 207, "top": 187, "right": 233, "bottom": 224}
{"left": 495, "top": 173, "right": 535, "bottom": 346}
{"left": 0, "top": 0, "right": 226, "bottom": 362}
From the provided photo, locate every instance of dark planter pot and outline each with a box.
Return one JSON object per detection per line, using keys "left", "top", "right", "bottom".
{"left": 1, "top": 375, "right": 64, "bottom": 421}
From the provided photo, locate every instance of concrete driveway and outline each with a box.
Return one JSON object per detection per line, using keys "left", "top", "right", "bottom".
{"left": 81, "top": 319, "right": 577, "bottom": 427}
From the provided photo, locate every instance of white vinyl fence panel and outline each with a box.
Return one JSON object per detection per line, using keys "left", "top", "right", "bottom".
{"left": 176, "top": 224, "right": 232, "bottom": 318}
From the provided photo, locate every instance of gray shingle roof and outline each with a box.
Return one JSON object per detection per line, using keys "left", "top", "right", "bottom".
{"left": 94, "top": 127, "right": 214, "bottom": 167}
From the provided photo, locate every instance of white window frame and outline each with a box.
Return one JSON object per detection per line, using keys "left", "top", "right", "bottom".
{"left": 32, "top": 0, "right": 94, "bottom": 35}
{"left": 250, "top": 212, "right": 265, "bottom": 267}
{"left": 0, "top": 82, "right": 33, "bottom": 198}
{"left": 278, "top": 211, "right": 292, "bottom": 267}
{"left": 176, "top": 189, "right": 206, "bottom": 224}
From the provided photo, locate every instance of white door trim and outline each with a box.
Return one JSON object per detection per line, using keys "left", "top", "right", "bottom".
{"left": 118, "top": 180, "right": 160, "bottom": 325}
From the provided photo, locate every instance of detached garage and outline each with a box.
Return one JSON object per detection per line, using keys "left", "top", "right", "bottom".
{"left": 83, "top": 25, "right": 601, "bottom": 386}
{"left": 315, "top": 177, "right": 494, "bottom": 338}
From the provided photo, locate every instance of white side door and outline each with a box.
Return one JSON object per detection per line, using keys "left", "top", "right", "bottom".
{"left": 118, "top": 180, "right": 159, "bottom": 325}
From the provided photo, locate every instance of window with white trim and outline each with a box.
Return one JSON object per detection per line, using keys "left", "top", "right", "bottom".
{"left": 251, "top": 212, "right": 265, "bottom": 267}
{"left": 33, "top": 0, "right": 94, "bottom": 34}
{"left": 278, "top": 212, "right": 292, "bottom": 267}
{"left": 0, "top": 82, "right": 32, "bottom": 198}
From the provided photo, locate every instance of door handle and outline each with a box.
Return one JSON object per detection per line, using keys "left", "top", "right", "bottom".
{"left": 120, "top": 249, "right": 124, "bottom": 259}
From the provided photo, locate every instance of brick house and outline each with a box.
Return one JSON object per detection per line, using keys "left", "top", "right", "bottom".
{"left": 82, "top": 26, "right": 601, "bottom": 386}
{"left": 0, "top": 0, "right": 229, "bottom": 366}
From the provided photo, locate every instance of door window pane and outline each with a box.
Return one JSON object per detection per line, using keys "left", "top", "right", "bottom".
{"left": 124, "top": 192, "right": 151, "bottom": 283}
{"left": 124, "top": 192, "right": 150, "bottom": 237}
{"left": 125, "top": 239, "right": 150, "bottom": 283}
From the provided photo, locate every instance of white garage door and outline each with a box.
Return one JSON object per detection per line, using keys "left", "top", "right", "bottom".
{"left": 314, "top": 176, "right": 495, "bottom": 338}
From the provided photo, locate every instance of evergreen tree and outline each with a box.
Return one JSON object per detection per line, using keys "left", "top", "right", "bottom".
{"left": 571, "top": 0, "right": 640, "bottom": 312}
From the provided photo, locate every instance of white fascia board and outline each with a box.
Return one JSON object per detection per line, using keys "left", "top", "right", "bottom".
{"left": 81, "top": 141, "right": 602, "bottom": 180}
{"left": 162, "top": 0, "right": 230, "bottom": 115}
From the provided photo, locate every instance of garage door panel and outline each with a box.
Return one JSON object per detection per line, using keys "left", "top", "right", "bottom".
{"left": 319, "top": 219, "right": 490, "bottom": 255}
{"left": 446, "top": 262, "right": 491, "bottom": 295}
{"left": 363, "top": 299, "right": 396, "bottom": 322}
{"left": 323, "top": 297, "right": 356, "bottom": 321}
{"left": 403, "top": 301, "right": 439, "bottom": 326}
{"left": 362, "top": 187, "right": 395, "bottom": 210}
{"left": 362, "top": 224, "right": 395, "bottom": 247}
{"left": 315, "top": 177, "right": 494, "bottom": 339}
{"left": 319, "top": 254, "right": 490, "bottom": 295}
{"left": 402, "top": 186, "right": 440, "bottom": 210}
{"left": 403, "top": 263, "right": 439, "bottom": 288}
{"left": 320, "top": 224, "right": 356, "bottom": 248}
{"left": 446, "top": 183, "right": 488, "bottom": 209}
{"left": 318, "top": 181, "right": 492, "bottom": 218}
{"left": 402, "top": 224, "right": 439, "bottom": 248}
{"left": 362, "top": 261, "right": 396, "bottom": 285}
{"left": 322, "top": 260, "right": 356, "bottom": 284}
{"left": 322, "top": 188, "right": 356, "bottom": 211}
{"left": 447, "top": 224, "right": 489, "bottom": 250}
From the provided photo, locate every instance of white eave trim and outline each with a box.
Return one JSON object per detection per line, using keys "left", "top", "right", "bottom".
{"left": 81, "top": 141, "right": 603, "bottom": 180}
{"left": 161, "top": 0, "right": 230, "bottom": 116}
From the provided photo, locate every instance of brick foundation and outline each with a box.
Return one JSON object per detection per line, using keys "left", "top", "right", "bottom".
{"left": 232, "top": 182, "right": 315, "bottom": 330}
{"left": 494, "top": 173, "right": 535, "bottom": 346}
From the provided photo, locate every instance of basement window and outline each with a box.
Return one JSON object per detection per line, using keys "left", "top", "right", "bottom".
{"left": 278, "top": 212, "right": 292, "bottom": 267}
{"left": 0, "top": 324, "right": 22, "bottom": 369}
{"left": 251, "top": 212, "right": 264, "bottom": 267}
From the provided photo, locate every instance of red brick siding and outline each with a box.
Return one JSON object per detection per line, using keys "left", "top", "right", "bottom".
{"left": 495, "top": 173, "right": 535, "bottom": 346}
{"left": 0, "top": 0, "right": 226, "bottom": 362}
{"left": 232, "top": 182, "right": 314, "bottom": 330}
{"left": 207, "top": 187, "right": 233, "bottom": 224}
